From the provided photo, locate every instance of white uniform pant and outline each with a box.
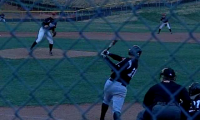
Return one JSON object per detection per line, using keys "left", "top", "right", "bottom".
{"left": 36, "top": 27, "right": 53, "bottom": 44}
{"left": 103, "top": 79, "right": 127, "bottom": 113}
{"left": 159, "top": 22, "right": 171, "bottom": 29}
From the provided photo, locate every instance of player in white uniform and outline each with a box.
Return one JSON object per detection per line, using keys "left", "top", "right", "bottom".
{"left": 100, "top": 45, "right": 142, "bottom": 120}
{"left": 30, "top": 12, "right": 57, "bottom": 56}
{"left": 157, "top": 13, "right": 172, "bottom": 34}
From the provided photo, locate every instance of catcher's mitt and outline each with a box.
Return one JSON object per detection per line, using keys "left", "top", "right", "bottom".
{"left": 52, "top": 31, "right": 57, "bottom": 37}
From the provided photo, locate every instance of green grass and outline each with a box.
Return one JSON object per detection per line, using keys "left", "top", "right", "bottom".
{"left": 1, "top": 2, "right": 200, "bottom": 33}
{"left": 0, "top": 17, "right": 199, "bottom": 34}
{"left": 1, "top": 37, "right": 200, "bottom": 106}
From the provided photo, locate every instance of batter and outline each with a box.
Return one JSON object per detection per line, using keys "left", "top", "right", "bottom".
{"left": 100, "top": 45, "right": 142, "bottom": 120}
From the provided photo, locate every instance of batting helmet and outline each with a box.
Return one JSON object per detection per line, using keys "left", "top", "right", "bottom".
{"left": 160, "top": 68, "right": 176, "bottom": 80}
{"left": 128, "top": 45, "right": 142, "bottom": 57}
{"left": 189, "top": 82, "right": 200, "bottom": 96}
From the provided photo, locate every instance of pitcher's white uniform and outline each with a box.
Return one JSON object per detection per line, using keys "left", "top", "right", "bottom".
{"left": 30, "top": 12, "right": 57, "bottom": 56}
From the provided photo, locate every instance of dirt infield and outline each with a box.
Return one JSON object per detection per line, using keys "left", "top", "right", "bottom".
{"left": 0, "top": 103, "right": 142, "bottom": 120}
{"left": 0, "top": 32, "right": 199, "bottom": 120}
{"left": 0, "top": 48, "right": 97, "bottom": 59}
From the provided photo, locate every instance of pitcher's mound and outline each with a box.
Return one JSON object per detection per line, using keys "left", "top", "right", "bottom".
{"left": 0, "top": 48, "right": 98, "bottom": 59}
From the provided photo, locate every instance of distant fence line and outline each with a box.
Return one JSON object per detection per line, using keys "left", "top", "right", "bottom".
{"left": 5, "top": 0, "right": 200, "bottom": 11}
{"left": 1, "top": 0, "right": 200, "bottom": 22}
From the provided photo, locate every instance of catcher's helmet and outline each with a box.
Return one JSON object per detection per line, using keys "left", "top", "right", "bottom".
{"left": 189, "top": 82, "right": 200, "bottom": 96}
{"left": 160, "top": 68, "right": 176, "bottom": 80}
{"left": 128, "top": 45, "right": 142, "bottom": 57}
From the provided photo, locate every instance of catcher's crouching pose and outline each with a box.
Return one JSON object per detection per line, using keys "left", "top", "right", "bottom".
{"left": 100, "top": 45, "right": 142, "bottom": 120}
{"left": 30, "top": 12, "right": 57, "bottom": 56}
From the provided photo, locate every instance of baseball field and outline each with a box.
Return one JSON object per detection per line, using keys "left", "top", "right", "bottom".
{"left": 0, "top": 1, "right": 200, "bottom": 120}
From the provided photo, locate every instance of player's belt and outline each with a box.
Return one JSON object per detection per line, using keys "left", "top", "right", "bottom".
{"left": 156, "top": 102, "right": 177, "bottom": 106}
{"left": 109, "top": 78, "right": 126, "bottom": 87}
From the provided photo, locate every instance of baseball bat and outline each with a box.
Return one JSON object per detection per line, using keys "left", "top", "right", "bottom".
{"left": 106, "top": 40, "right": 118, "bottom": 51}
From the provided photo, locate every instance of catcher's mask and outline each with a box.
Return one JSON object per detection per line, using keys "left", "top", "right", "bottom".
{"left": 189, "top": 82, "right": 200, "bottom": 96}
{"left": 128, "top": 45, "right": 142, "bottom": 58}
{"left": 160, "top": 68, "right": 176, "bottom": 81}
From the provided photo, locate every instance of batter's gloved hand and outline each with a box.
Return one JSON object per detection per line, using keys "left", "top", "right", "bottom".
{"left": 49, "top": 23, "right": 56, "bottom": 27}
{"left": 101, "top": 49, "right": 109, "bottom": 58}
{"left": 52, "top": 31, "right": 57, "bottom": 37}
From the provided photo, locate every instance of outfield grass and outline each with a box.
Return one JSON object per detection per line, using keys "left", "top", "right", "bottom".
{"left": 0, "top": 2, "right": 199, "bottom": 33}
{"left": 0, "top": 37, "right": 200, "bottom": 106}
{"left": 0, "top": 18, "right": 199, "bottom": 34}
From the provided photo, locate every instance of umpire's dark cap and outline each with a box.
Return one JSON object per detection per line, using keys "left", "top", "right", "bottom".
{"left": 160, "top": 68, "right": 176, "bottom": 80}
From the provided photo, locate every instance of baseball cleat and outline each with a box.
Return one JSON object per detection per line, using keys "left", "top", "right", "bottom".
{"left": 49, "top": 51, "right": 53, "bottom": 56}
{"left": 28, "top": 49, "right": 33, "bottom": 56}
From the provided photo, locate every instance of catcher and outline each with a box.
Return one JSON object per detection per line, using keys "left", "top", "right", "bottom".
{"left": 30, "top": 12, "right": 57, "bottom": 56}
{"left": 188, "top": 82, "right": 200, "bottom": 120}
{"left": 157, "top": 13, "right": 172, "bottom": 34}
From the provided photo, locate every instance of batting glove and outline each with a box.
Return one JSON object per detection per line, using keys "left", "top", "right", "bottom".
{"left": 101, "top": 50, "right": 109, "bottom": 58}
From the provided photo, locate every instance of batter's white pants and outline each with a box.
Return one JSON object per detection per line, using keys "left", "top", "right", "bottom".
{"left": 103, "top": 79, "right": 127, "bottom": 113}
{"left": 159, "top": 22, "right": 171, "bottom": 29}
{"left": 35, "top": 27, "right": 53, "bottom": 44}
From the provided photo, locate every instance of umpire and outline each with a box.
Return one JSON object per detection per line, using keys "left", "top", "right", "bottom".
{"left": 137, "top": 67, "right": 191, "bottom": 120}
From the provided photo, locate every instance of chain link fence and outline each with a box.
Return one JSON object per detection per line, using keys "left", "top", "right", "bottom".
{"left": 0, "top": 0, "right": 200, "bottom": 120}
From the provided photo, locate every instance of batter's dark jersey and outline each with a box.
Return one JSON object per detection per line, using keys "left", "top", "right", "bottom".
{"left": 105, "top": 53, "right": 138, "bottom": 86}
{"left": 143, "top": 81, "right": 191, "bottom": 111}
{"left": 42, "top": 17, "right": 57, "bottom": 31}
{"left": 160, "top": 16, "right": 168, "bottom": 23}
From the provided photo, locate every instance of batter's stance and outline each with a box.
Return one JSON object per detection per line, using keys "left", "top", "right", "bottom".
{"left": 30, "top": 12, "right": 57, "bottom": 56}
{"left": 100, "top": 45, "right": 142, "bottom": 120}
{"left": 157, "top": 13, "right": 172, "bottom": 34}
